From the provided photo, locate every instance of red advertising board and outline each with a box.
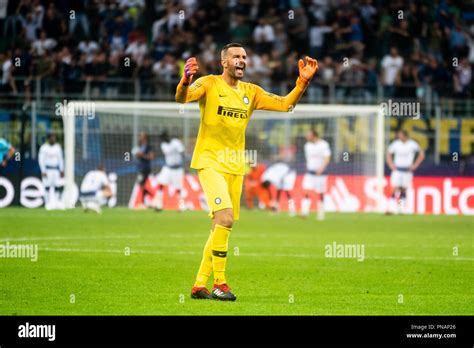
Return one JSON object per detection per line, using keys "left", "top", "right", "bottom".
{"left": 129, "top": 175, "right": 474, "bottom": 215}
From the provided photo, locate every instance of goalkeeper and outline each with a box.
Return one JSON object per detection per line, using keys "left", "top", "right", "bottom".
{"left": 176, "top": 43, "right": 318, "bottom": 301}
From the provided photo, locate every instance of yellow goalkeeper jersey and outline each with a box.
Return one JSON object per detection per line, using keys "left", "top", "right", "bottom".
{"left": 176, "top": 74, "right": 307, "bottom": 175}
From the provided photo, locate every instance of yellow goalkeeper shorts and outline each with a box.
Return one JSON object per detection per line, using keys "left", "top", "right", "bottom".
{"left": 197, "top": 167, "right": 243, "bottom": 220}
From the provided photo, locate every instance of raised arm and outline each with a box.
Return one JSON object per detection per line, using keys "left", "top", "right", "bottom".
{"left": 175, "top": 57, "right": 206, "bottom": 103}
{"left": 254, "top": 56, "right": 318, "bottom": 112}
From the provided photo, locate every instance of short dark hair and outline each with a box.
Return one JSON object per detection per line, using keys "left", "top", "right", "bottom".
{"left": 398, "top": 129, "right": 408, "bottom": 137}
{"left": 159, "top": 130, "right": 170, "bottom": 142}
{"left": 310, "top": 128, "right": 319, "bottom": 137}
{"left": 221, "top": 43, "right": 243, "bottom": 59}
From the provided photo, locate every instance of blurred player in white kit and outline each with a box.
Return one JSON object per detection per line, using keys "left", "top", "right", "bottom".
{"left": 261, "top": 162, "right": 297, "bottom": 216}
{"left": 386, "top": 129, "right": 425, "bottom": 214}
{"left": 80, "top": 164, "right": 112, "bottom": 214}
{"left": 301, "top": 129, "right": 331, "bottom": 220}
{"left": 38, "top": 134, "right": 64, "bottom": 210}
{"left": 154, "top": 131, "right": 186, "bottom": 211}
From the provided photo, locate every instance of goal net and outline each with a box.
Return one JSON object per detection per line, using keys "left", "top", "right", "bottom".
{"left": 61, "top": 102, "right": 385, "bottom": 212}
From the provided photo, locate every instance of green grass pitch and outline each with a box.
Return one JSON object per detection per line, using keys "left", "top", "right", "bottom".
{"left": 0, "top": 208, "right": 472, "bottom": 315}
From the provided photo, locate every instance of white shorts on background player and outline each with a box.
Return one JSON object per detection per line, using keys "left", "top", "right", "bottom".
{"left": 390, "top": 170, "right": 413, "bottom": 189}
{"left": 302, "top": 173, "right": 327, "bottom": 193}
{"left": 262, "top": 163, "right": 296, "bottom": 191}
{"left": 157, "top": 166, "right": 184, "bottom": 189}
{"left": 42, "top": 168, "right": 63, "bottom": 188}
{"left": 80, "top": 190, "right": 108, "bottom": 205}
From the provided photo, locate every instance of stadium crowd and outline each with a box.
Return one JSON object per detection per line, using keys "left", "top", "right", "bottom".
{"left": 0, "top": 0, "right": 473, "bottom": 101}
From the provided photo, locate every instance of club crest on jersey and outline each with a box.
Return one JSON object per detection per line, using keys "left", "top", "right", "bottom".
{"left": 243, "top": 95, "right": 249, "bottom": 105}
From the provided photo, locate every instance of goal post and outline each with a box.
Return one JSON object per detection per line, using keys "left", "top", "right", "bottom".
{"left": 62, "top": 101, "right": 385, "bottom": 211}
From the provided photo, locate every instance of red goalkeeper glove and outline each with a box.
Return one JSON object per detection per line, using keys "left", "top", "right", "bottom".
{"left": 297, "top": 56, "right": 319, "bottom": 89}
{"left": 182, "top": 57, "right": 199, "bottom": 85}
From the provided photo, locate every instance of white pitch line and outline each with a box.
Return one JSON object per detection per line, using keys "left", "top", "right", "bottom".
{"left": 0, "top": 235, "right": 140, "bottom": 242}
{"left": 38, "top": 247, "right": 474, "bottom": 261}
{"left": 39, "top": 247, "right": 196, "bottom": 255}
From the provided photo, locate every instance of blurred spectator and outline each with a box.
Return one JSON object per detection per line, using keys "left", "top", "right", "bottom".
{"left": 136, "top": 54, "right": 155, "bottom": 98}
{"left": 453, "top": 58, "right": 472, "bottom": 98}
{"left": 0, "top": 51, "right": 17, "bottom": 95}
{"left": 79, "top": 38, "right": 99, "bottom": 63}
{"left": 120, "top": 0, "right": 145, "bottom": 21}
{"left": 32, "top": 30, "right": 57, "bottom": 56}
{"left": 107, "top": 15, "right": 133, "bottom": 44}
{"left": 230, "top": 15, "right": 252, "bottom": 46}
{"left": 254, "top": 53, "right": 271, "bottom": 90}
{"left": 336, "top": 53, "right": 366, "bottom": 100}
{"left": 286, "top": 7, "right": 309, "bottom": 55}
{"left": 125, "top": 35, "right": 148, "bottom": 65}
{"left": 448, "top": 22, "right": 468, "bottom": 57}
{"left": 365, "top": 58, "right": 378, "bottom": 99}
{"left": 395, "top": 63, "right": 419, "bottom": 100}
{"left": 360, "top": 0, "right": 377, "bottom": 27}
{"left": 85, "top": 52, "right": 109, "bottom": 97}
{"left": 12, "top": 47, "right": 33, "bottom": 89}
{"left": 309, "top": 20, "right": 333, "bottom": 58}
{"left": 153, "top": 32, "right": 173, "bottom": 62}
{"left": 199, "top": 35, "right": 218, "bottom": 74}
{"left": 381, "top": 47, "right": 404, "bottom": 97}
{"left": 110, "top": 30, "right": 126, "bottom": 56}
{"left": 20, "top": 12, "right": 42, "bottom": 42}
{"left": 318, "top": 56, "right": 336, "bottom": 85}
{"left": 253, "top": 18, "right": 275, "bottom": 54}
{"left": 389, "top": 20, "right": 412, "bottom": 57}
{"left": 269, "top": 49, "right": 285, "bottom": 94}
{"left": 420, "top": 55, "right": 451, "bottom": 98}
{"left": 42, "top": 5, "right": 62, "bottom": 40}
{"left": 68, "top": 1, "right": 89, "bottom": 38}
{"left": 59, "top": 48, "right": 83, "bottom": 94}
{"left": 153, "top": 53, "right": 177, "bottom": 93}
{"left": 273, "top": 23, "right": 288, "bottom": 56}
{"left": 165, "top": 2, "right": 186, "bottom": 33}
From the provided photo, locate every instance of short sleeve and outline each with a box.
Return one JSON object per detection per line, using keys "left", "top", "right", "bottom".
{"left": 411, "top": 140, "right": 420, "bottom": 152}
{"left": 388, "top": 141, "right": 396, "bottom": 154}
{"left": 323, "top": 142, "right": 331, "bottom": 157}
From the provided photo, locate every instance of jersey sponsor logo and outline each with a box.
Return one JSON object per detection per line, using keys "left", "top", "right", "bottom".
{"left": 217, "top": 106, "right": 248, "bottom": 119}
